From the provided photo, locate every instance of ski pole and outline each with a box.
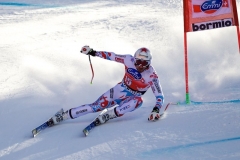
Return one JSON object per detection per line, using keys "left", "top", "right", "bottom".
{"left": 88, "top": 55, "right": 94, "bottom": 84}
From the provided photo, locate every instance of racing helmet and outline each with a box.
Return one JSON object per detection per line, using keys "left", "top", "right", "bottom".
{"left": 134, "top": 47, "right": 152, "bottom": 67}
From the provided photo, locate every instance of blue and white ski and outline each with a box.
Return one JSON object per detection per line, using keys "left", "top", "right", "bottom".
{"left": 32, "top": 108, "right": 63, "bottom": 137}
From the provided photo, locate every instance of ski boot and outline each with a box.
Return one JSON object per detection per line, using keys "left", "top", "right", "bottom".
{"left": 49, "top": 108, "right": 69, "bottom": 126}
{"left": 96, "top": 107, "right": 118, "bottom": 124}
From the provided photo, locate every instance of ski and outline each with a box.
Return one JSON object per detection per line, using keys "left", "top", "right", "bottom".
{"left": 32, "top": 108, "right": 63, "bottom": 137}
{"left": 83, "top": 109, "right": 107, "bottom": 136}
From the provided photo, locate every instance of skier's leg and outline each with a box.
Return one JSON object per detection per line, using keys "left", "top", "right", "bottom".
{"left": 69, "top": 84, "right": 124, "bottom": 119}
{"left": 52, "top": 100, "right": 110, "bottom": 125}
{"left": 51, "top": 90, "right": 114, "bottom": 124}
{"left": 53, "top": 83, "right": 129, "bottom": 124}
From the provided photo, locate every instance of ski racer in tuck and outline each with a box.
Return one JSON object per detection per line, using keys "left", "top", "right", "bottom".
{"left": 52, "top": 46, "right": 164, "bottom": 125}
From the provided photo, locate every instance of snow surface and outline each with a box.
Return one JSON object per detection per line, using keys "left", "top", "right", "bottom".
{"left": 0, "top": 0, "right": 240, "bottom": 159}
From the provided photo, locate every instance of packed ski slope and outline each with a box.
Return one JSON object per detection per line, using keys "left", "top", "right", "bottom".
{"left": 1, "top": 0, "right": 240, "bottom": 159}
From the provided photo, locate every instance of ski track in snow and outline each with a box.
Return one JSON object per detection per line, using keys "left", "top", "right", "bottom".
{"left": 1, "top": 0, "right": 240, "bottom": 159}
{"left": 0, "top": 138, "right": 42, "bottom": 158}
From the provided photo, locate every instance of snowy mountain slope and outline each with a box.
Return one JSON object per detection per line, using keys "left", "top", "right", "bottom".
{"left": 0, "top": 0, "right": 240, "bottom": 159}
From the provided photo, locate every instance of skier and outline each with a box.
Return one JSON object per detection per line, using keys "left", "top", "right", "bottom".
{"left": 52, "top": 46, "right": 164, "bottom": 125}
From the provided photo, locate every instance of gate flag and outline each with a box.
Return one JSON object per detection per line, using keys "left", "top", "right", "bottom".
{"left": 184, "top": 0, "right": 239, "bottom": 32}
{"left": 183, "top": 0, "right": 239, "bottom": 104}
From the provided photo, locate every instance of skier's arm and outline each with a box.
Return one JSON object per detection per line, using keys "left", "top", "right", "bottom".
{"left": 95, "top": 51, "right": 126, "bottom": 64}
{"left": 80, "top": 45, "right": 126, "bottom": 64}
{"left": 149, "top": 76, "right": 164, "bottom": 109}
{"left": 148, "top": 72, "right": 164, "bottom": 121}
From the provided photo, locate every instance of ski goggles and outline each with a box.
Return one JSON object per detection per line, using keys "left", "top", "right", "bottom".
{"left": 134, "top": 58, "right": 150, "bottom": 67}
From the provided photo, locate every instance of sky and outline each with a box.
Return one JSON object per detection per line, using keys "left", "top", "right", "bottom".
{"left": 0, "top": 0, "right": 240, "bottom": 159}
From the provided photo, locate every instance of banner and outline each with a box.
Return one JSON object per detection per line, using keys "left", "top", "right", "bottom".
{"left": 184, "top": 0, "right": 239, "bottom": 32}
{"left": 182, "top": 0, "right": 239, "bottom": 104}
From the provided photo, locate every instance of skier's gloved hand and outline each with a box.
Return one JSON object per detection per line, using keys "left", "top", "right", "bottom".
{"left": 80, "top": 45, "right": 96, "bottom": 56}
{"left": 148, "top": 106, "right": 160, "bottom": 121}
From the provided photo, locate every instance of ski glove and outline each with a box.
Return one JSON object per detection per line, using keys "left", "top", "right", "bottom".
{"left": 80, "top": 46, "right": 96, "bottom": 56}
{"left": 148, "top": 106, "right": 160, "bottom": 121}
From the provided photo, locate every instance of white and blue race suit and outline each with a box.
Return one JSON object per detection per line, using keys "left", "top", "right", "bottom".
{"left": 69, "top": 51, "right": 164, "bottom": 118}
